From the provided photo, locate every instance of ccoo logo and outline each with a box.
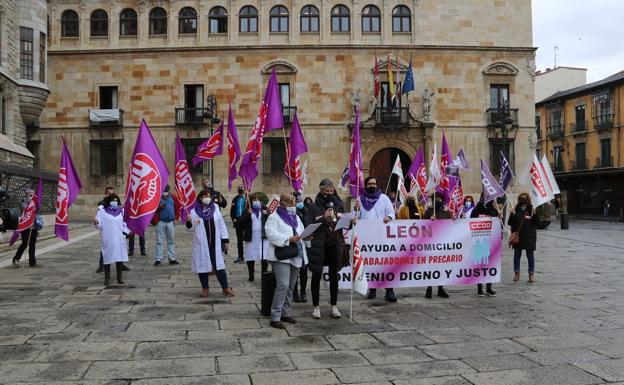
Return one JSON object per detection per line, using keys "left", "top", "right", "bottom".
{"left": 470, "top": 221, "right": 492, "bottom": 231}
{"left": 127, "top": 153, "right": 161, "bottom": 219}
{"left": 56, "top": 168, "right": 69, "bottom": 225}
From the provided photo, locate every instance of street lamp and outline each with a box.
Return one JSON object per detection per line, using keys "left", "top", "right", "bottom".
{"left": 205, "top": 94, "right": 221, "bottom": 187}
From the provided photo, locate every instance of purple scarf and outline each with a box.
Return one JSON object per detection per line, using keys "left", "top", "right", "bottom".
{"left": 361, "top": 189, "right": 382, "bottom": 211}
{"left": 276, "top": 206, "right": 298, "bottom": 229}
{"left": 252, "top": 207, "right": 262, "bottom": 218}
{"left": 104, "top": 207, "right": 122, "bottom": 217}
{"left": 195, "top": 203, "right": 216, "bottom": 221}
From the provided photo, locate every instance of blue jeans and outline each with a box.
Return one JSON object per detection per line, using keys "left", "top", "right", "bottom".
{"left": 155, "top": 221, "right": 176, "bottom": 261}
{"left": 270, "top": 261, "right": 299, "bottom": 322}
{"left": 513, "top": 248, "right": 535, "bottom": 273}
{"left": 198, "top": 271, "right": 228, "bottom": 290}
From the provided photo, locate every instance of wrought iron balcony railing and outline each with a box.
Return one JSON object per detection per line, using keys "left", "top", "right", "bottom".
{"left": 175, "top": 107, "right": 208, "bottom": 126}
{"left": 282, "top": 106, "right": 297, "bottom": 124}
{"left": 594, "top": 114, "right": 614, "bottom": 131}
{"left": 486, "top": 108, "right": 519, "bottom": 127}
{"left": 375, "top": 107, "right": 410, "bottom": 127}
{"left": 547, "top": 124, "right": 564, "bottom": 140}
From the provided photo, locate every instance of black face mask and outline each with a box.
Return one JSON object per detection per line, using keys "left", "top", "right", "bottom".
{"left": 435, "top": 200, "right": 444, "bottom": 209}
{"left": 407, "top": 199, "right": 416, "bottom": 207}
{"left": 237, "top": 189, "right": 244, "bottom": 195}
{"left": 365, "top": 187, "right": 377, "bottom": 194}
{"left": 518, "top": 198, "right": 528, "bottom": 206}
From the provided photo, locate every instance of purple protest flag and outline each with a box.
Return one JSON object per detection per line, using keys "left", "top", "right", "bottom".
{"left": 35, "top": 174, "right": 43, "bottom": 211}
{"left": 500, "top": 151, "right": 514, "bottom": 191}
{"left": 123, "top": 119, "right": 170, "bottom": 236}
{"left": 481, "top": 157, "right": 505, "bottom": 204}
{"left": 239, "top": 68, "right": 284, "bottom": 190}
{"left": 174, "top": 134, "right": 196, "bottom": 223}
{"left": 284, "top": 112, "right": 308, "bottom": 192}
{"left": 348, "top": 108, "right": 364, "bottom": 198}
{"left": 339, "top": 163, "right": 349, "bottom": 190}
{"left": 192, "top": 120, "right": 224, "bottom": 166}
{"left": 454, "top": 147, "right": 471, "bottom": 170}
{"left": 407, "top": 144, "right": 428, "bottom": 203}
{"left": 55, "top": 138, "right": 83, "bottom": 241}
{"left": 436, "top": 132, "right": 451, "bottom": 204}
{"left": 226, "top": 102, "right": 242, "bottom": 191}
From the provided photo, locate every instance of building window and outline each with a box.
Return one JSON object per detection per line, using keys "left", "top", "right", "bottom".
{"left": 574, "top": 105, "right": 585, "bottom": 132}
{"left": 209, "top": 7, "right": 228, "bottom": 34}
{"left": 181, "top": 84, "right": 204, "bottom": 124}
{"left": 535, "top": 115, "right": 541, "bottom": 139}
{"left": 149, "top": 7, "right": 167, "bottom": 35}
{"left": 592, "top": 89, "right": 614, "bottom": 127}
{"left": 90, "top": 140, "right": 122, "bottom": 176}
{"left": 490, "top": 140, "right": 514, "bottom": 177}
{"left": 546, "top": 104, "right": 563, "bottom": 134}
{"left": 553, "top": 146, "right": 563, "bottom": 171}
{"left": 270, "top": 6, "right": 289, "bottom": 33}
{"left": 575, "top": 142, "right": 586, "bottom": 170}
{"left": 181, "top": 138, "right": 207, "bottom": 174}
{"left": 263, "top": 137, "right": 286, "bottom": 175}
{"left": 120, "top": 8, "right": 138, "bottom": 36}
{"left": 90, "top": 9, "right": 108, "bottom": 37}
{"left": 362, "top": 5, "right": 381, "bottom": 33}
{"left": 99, "top": 86, "right": 118, "bottom": 109}
{"left": 380, "top": 82, "right": 401, "bottom": 108}
{"left": 392, "top": 5, "right": 411, "bottom": 32}
{"left": 0, "top": 96, "right": 6, "bottom": 135}
{"left": 61, "top": 10, "right": 79, "bottom": 37}
{"left": 489, "top": 84, "right": 509, "bottom": 112}
{"left": 279, "top": 83, "right": 293, "bottom": 122}
{"left": 300, "top": 5, "right": 319, "bottom": 32}
{"left": 19, "top": 27, "right": 33, "bottom": 80}
{"left": 179, "top": 7, "right": 197, "bottom": 34}
{"left": 239, "top": 6, "right": 258, "bottom": 33}
{"left": 601, "top": 139, "right": 611, "bottom": 167}
{"left": 331, "top": 5, "right": 350, "bottom": 32}
{"left": 39, "top": 32, "right": 45, "bottom": 83}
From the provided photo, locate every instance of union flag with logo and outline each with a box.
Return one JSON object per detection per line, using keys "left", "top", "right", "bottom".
{"left": 54, "top": 138, "right": 83, "bottom": 241}
{"left": 192, "top": 120, "right": 224, "bottom": 166}
{"left": 174, "top": 134, "right": 196, "bottom": 222}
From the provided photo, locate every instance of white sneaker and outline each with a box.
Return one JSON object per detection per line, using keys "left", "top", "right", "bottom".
{"left": 312, "top": 306, "right": 321, "bottom": 319}
{"left": 330, "top": 305, "right": 341, "bottom": 319}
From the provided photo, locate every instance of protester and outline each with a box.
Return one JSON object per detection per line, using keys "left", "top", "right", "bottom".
{"left": 470, "top": 197, "right": 498, "bottom": 296}
{"left": 303, "top": 197, "right": 314, "bottom": 210}
{"left": 508, "top": 192, "right": 539, "bottom": 283}
{"left": 397, "top": 194, "right": 425, "bottom": 220}
{"left": 265, "top": 194, "right": 308, "bottom": 329}
{"left": 230, "top": 186, "right": 247, "bottom": 263}
{"left": 238, "top": 192, "right": 269, "bottom": 282}
{"left": 423, "top": 194, "right": 451, "bottom": 299}
{"left": 153, "top": 185, "right": 179, "bottom": 266}
{"left": 94, "top": 194, "right": 129, "bottom": 286}
{"left": 354, "top": 176, "right": 397, "bottom": 302}
{"left": 293, "top": 192, "right": 308, "bottom": 303}
{"left": 127, "top": 233, "right": 146, "bottom": 256}
{"left": 95, "top": 187, "right": 128, "bottom": 273}
{"left": 460, "top": 195, "right": 475, "bottom": 219}
{"left": 201, "top": 179, "right": 227, "bottom": 209}
{"left": 305, "top": 180, "right": 348, "bottom": 319}
{"left": 186, "top": 189, "right": 233, "bottom": 297}
{"left": 388, "top": 191, "right": 401, "bottom": 213}
{"left": 603, "top": 199, "right": 610, "bottom": 217}
{"left": 12, "top": 188, "right": 42, "bottom": 267}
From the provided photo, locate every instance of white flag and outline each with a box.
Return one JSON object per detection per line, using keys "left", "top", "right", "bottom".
{"left": 540, "top": 155, "right": 560, "bottom": 195}
{"left": 391, "top": 155, "right": 406, "bottom": 204}
{"left": 301, "top": 159, "right": 309, "bottom": 192}
{"left": 529, "top": 154, "right": 554, "bottom": 207}
{"left": 351, "top": 233, "right": 368, "bottom": 296}
{"left": 425, "top": 143, "right": 441, "bottom": 192}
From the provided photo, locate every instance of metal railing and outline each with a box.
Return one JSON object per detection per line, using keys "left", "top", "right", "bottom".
{"left": 551, "top": 162, "right": 564, "bottom": 172}
{"left": 486, "top": 108, "right": 519, "bottom": 127}
{"left": 594, "top": 114, "right": 614, "bottom": 131}
{"left": 375, "top": 106, "right": 410, "bottom": 127}
{"left": 573, "top": 158, "right": 589, "bottom": 170}
{"left": 283, "top": 106, "right": 297, "bottom": 124}
{"left": 175, "top": 107, "right": 208, "bottom": 126}
{"left": 595, "top": 156, "right": 613, "bottom": 168}
{"left": 547, "top": 124, "right": 564, "bottom": 139}
{"left": 571, "top": 120, "right": 588, "bottom": 133}
{"left": 88, "top": 109, "right": 124, "bottom": 128}
{"left": 0, "top": 164, "right": 58, "bottom": 214}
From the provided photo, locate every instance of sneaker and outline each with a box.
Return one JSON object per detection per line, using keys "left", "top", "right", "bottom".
{"left": 12, "top": 258, "right": 19, "bottom": 267}
{"left": 477, "top": 288, "right": 484, "bottom": 297}
{"left": 330, "top": 306, "right": 341, "bottom": 319}
{"left": 169, "top": 260, "right": 179, "bottom": 265}
{"left": 486, "top": 288, "right": 497, "bottom": 297}
{"left": 312, "top": 306, "right": 321, "bottom": 319}
{"left": 154, "top": 261, "right": 162, "bottom": 266}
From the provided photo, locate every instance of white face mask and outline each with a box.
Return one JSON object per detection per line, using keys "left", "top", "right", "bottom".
{"left": 109, "top": 201, "right": 119, "bottom": 208}
{"left": 202, "top": 197, "right": 212, "bottom": 205}
{"left": 163, "top": 192, "right": 169, "bottom": 197}
{"left": 252, "top": 201, "right": 261, "bottom": 209}
{"left": 286, "top": 206, "right": 297, "bottom": 214}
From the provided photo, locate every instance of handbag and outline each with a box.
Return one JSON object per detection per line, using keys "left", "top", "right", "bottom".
{"left": 508, "top": 214, "right": 526, "bottom": 247}
{"left": 275, "top": 228, "right": 299, "bottom": 260}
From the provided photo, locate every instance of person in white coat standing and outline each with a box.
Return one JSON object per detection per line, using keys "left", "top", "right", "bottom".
{"left": 265, "top": 194, "right": 309, "bottom": 329}
{"left": 94, "top": 194, "right": 130, "bottom": 287}
{"left": 186, "top": 189, "right": 234, "bottom": 298}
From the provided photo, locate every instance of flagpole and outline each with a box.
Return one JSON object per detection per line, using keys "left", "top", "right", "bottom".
{"left": 281, "top": 125, "right": 294, "bottom": 191}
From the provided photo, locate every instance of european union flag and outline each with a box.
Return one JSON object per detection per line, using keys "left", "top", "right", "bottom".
{"left": 402, "top": 55, "right": 415, "bottom": 94}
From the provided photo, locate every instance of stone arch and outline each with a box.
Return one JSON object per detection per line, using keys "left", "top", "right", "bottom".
{"left": 261, "top": 60, "right": 298, "bottom": 75}
{"left": 482, "top": 62, "right": 519, "bottom": 76}
{"left": 364, "top": 138, "right": 416, "bottom": 170}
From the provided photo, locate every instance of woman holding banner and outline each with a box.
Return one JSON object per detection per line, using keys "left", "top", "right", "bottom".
{"left": 508, "top": 193, "right": 539, "bottom": 283}
{"left": 424, "top": 195, "right": 451, "bottom": 299}
{"left": 238, "top": 193, "right": 269, "bottom": 282}
{"left": 471, "top": 197, "right": 498, "bottom": 296}
{"left": 460, "top": 195, "right": 475, "bottom": 219}
{"left": 397, "top": 194, "right": 425, "bottom": 220}
{"left": 186, "top": 189, "right": 234, "bottom": 297}
{"left": 93, "top": 194, "right": 129, "bottom": 287}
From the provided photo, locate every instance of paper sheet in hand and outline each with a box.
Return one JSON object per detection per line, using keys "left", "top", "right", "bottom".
{"left": 335, "top": 213, "right": 353, "bottom": 230}
{"left": 299, "top": 223, "right": 322, "bottom": 239}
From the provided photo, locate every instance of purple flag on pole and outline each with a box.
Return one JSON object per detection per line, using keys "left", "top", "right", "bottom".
{"left": 192, "top": 120, "right": 224, "bottom": 166}
{"left": 284, "top": 112, "right": 308, "bottom": 192}
{"left": 436, "top": 133, "right": 451, "bottom": 204}
{"left": 339, "top": 163, "right": 349, "bottom": 189}
{"left": 123, "top": 119, "right": 170, "bottom": 236}
{"left": 500, "top": 151, "right": 514, "bottom": 191}
{"left": 481, "top": 158, "right": 505, "bottom": 204}
{"left": 55, "top": 138, "right": 83, "bottom": 241}
{"left": 407, "top": 144, "right": 428, "bottom": 203}
{"left": 174, "top": 134, "right": 196, "bottom": 223}
{"left": 453, "top": 148, "right": 471, "bottom": 170}
{"left": 239, "top": 68, "right": 284, "bottom": 191}
{"left": 35, "top": 175, "right": 43, "bottom": 211}
{"left": 348, "top": 108, "right": 364, "bottom": 198}
{"left": 226, "top": 102, "right": 241, "bottom": 191}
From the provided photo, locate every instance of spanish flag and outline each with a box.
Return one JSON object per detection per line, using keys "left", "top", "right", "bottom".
{"left": 387, "top": 55, "right": 395, "bottom": 100}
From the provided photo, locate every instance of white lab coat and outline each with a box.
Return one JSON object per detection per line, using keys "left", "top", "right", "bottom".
{"left": 355, "top": 194, "right": 396, "bottom": 220}
{"left": 95, "top": 208, "right": 129, "bottom": 265}
{"left": 244, "top": 213, "right": 268, "bottom": 262}
{"left": 186, "top": 205, "right": 229, "bottom": 273}
{"left": 264, "top": 211, "right": 308, "bottom": 268}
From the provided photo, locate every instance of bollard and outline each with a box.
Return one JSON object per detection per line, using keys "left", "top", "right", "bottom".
{"left": 560, "top": 213, "right": 569, "bottom": 230}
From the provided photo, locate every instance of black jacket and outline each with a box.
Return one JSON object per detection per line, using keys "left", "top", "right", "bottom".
{"left": 470, "top": 202, "right": 499, "bottom": 218}
{"left": 237, "top": 210, "right": 268, "bottom": 242}
{"left": 424, "top": 206, "right": 452, "bottom": 219}
{"left": 304, "top": 193, "right": 348, "bottom": 274}
{"left": 508, "top": 206, "right": 539, "bottom": 251}
{"left": 207, "top": 188, "right": 228, "bottom": 209}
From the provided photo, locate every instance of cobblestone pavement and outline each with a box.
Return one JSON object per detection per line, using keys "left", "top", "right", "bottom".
{"left": 1, "top": 220, "right": 624, "bottom": 384}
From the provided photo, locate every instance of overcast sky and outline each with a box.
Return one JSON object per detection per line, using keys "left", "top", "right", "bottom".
{"left": 532, "top": 0, "right": 623, "bottom": 83}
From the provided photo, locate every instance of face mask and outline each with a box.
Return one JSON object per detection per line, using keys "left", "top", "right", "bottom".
{"left": 286, "top": 206, "right": 297, "bottom": 214}
{"left": 407, "top": 200, "right": 416, "bottom": 206}
{"left": 322, "top": 193, "right": 332, "bottom": 200}
{"left": 465, "top": 201, "right": 472, "bottom": 208}
{"left": 202, "top": 197, "right": 212, "bottom": 205}
{"left": 365, "top": 187, "right": 377, "bottom": 194}
{"left": 435, "top": 200, "right": 443, "bottom": 209}
{"left": 204, "top": 183, "right": 211, "bottom": 189}
{"left": 26, "top": 195, "right": 33, "bottom": 202}
{"left": 518, "top": 198, "right": 528, "bottom": 206}
{"left": 296, "top": 202, "right": 304, "bottom": 210}
{"left": 238, "top": 189, "right": 244, "bottom": 195}
{"left": 252, "top": 201, "right": 261, "bottom": 209}
{"left": 163, "top": 192, "right": 169, "bottom": 197}
{"left": 109, "top": 201, "right": 118, "bottom": 208}
{"left": 389, "top": 197, "right": 396, "bottom": 203}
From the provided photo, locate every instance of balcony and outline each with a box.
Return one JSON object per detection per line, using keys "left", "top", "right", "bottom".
{"left": 89, "top": 109, "right": 124, "bottom": 128}
{"left": 282, "top": 106, "right": 297, "bottom": 125}
{"left": 375, "top": 107, "right": 410, "bottom": 128}
{"left": 573, "top": 158, "right": 589, "bottom": 171}
{"left": 486, "top": 108, "right": 519, "bottom": 128}
{"left": 595, "top": 156, "right": 613, "bottom": 169}
{"left": 552, "top": 162, "right": 564, "bottom": 172}
{"left": 547, "top": 125, "right": 564, "bottom": 140}
{"left": 570, "top": 120, "right": 588, "bottom": 135}
{"left": 594, "top": 114, "right": 614, "bottom": 131}
{"left": 175, "top": 107, "right": 208, "bottom": 126}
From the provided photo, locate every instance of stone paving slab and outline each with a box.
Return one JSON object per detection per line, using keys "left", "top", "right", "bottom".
{"left": 421, "top": 339, "right": 528, "bottom": 360}
{"left": 359, "top": 346, "right": 432, "bottom": 364}
{"left": 84, "top": 357, "right": 217, "bottom": 380}
{"left": 463, "top": 364, "right": 604, "bottom": 385}
{"left": 332, "top": 360, "right": 476, "bottom": 383}
{"left": 289, "top": 349, "right": 370, "bottom": 369}
{"left": 133, "top": 339, "right": 241, "bottom": 359}
{"left": 575, "top": 358, "right": 624, "bottom": 382}
{"left": 131, "top": 374, "right": 250, "bottom": 385}
{"left": 250, "top": 368, "right": 338, "bottom": 385}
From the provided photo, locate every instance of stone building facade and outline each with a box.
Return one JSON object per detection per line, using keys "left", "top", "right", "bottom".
{"left": 39, "top": 0, "right": 535, "bottom": 216}
{"left": 0, "top": 0, "right": 49, "bottom": 168}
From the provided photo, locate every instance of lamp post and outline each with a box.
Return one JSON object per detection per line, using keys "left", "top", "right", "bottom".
{"left": 205, "top": 94, "right": 221, "bottom": 187}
